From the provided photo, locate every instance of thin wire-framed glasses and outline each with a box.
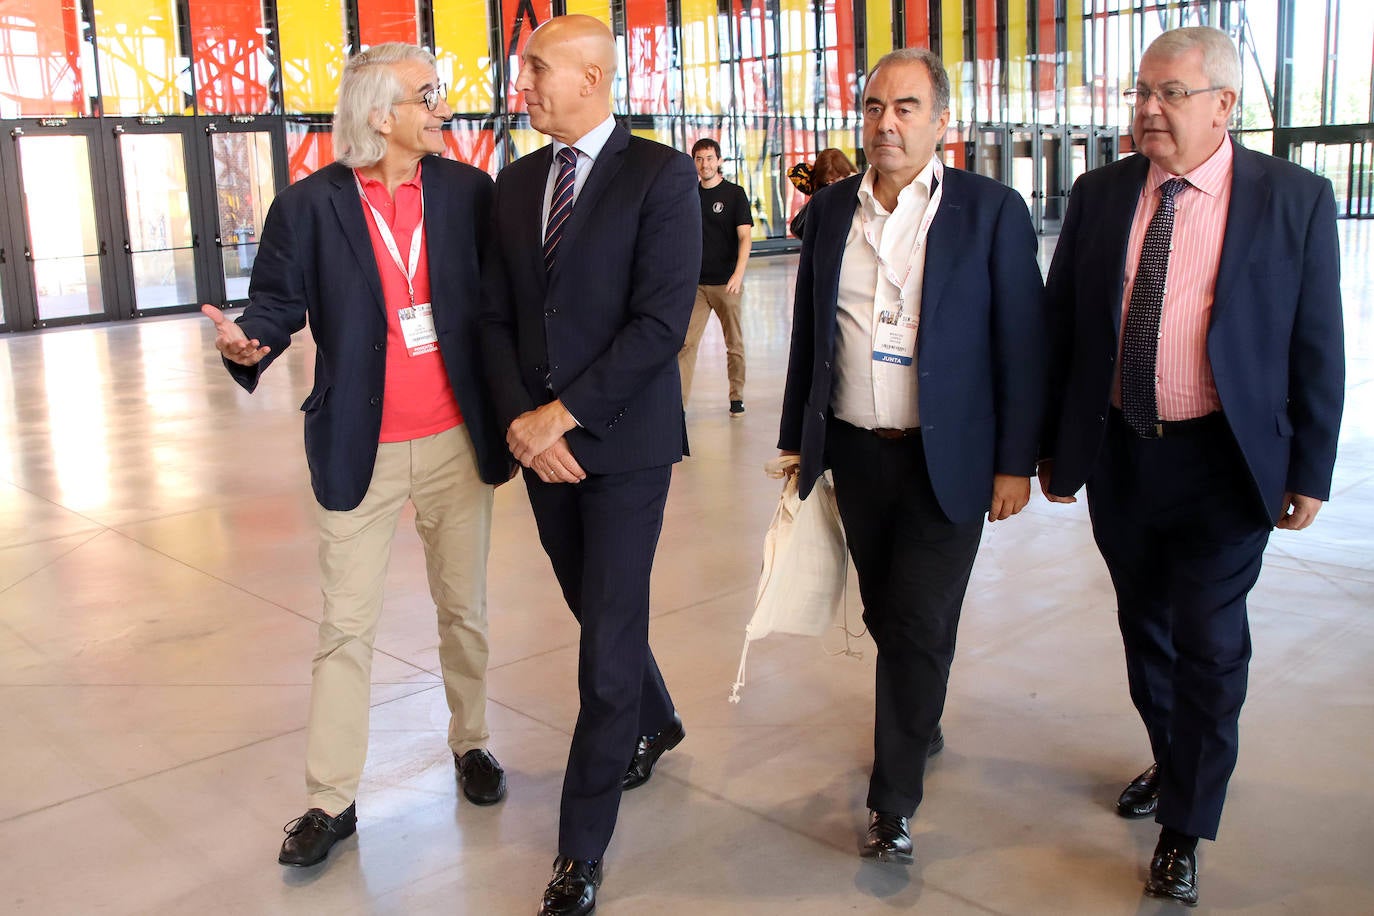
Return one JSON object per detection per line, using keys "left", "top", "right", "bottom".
{"left": 396, "top": 82, "right": 448, "bottom": 111}
{"left": 1122, "top": 85, "right": 1225, "bottom": 107}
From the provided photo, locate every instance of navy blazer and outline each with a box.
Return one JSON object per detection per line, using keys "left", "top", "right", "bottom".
{"left": 778, "top": 167, "right": 1049, "bottom": 525}
{"left": 1043, "top": 140, "right": 1345, "bottom": 524}
{"left": 224, "top": 158, "right": 510, "bottom": 510}
{"left": 479, "top": 125, "right": 701, "bottom": 474}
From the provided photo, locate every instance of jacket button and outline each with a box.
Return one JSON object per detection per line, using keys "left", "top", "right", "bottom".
{"left": 373, "top": 342, "right": 383, "bottom": 351}
{"left": 533, "top": 365, "right": 544, "bottom": 374}
{"left": 370, "top": 396, "right": 380, "bottom": 406}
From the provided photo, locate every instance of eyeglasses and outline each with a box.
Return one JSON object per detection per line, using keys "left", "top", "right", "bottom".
{"left": 396, "top": 82, "right": 448, "bottom": 112}
{"left": 1122, "top": 84, "right": 1225, "bottom": 107}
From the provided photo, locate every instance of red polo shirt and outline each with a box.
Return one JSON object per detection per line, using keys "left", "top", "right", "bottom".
{"left": 356, "top": 163, "right": 463, "bottom": 442}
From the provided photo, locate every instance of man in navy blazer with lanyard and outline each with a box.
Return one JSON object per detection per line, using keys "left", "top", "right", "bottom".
{"left": 1039, "top": 27, "right": 1344, "bottom": 906}
{"left": 778, "top": 48, "right": 1047, "bottom": 867}
{"left": 479, "top": 16, "right": 700, "bottom": 916}
{"left": 202, "top": 44, "right": 510, "bottom": 870}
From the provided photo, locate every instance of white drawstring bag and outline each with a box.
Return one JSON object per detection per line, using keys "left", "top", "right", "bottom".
{"left": 729, "top": 456, "right": 850, "bottom": 702}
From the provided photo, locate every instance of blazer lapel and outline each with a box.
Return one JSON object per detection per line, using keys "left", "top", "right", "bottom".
{"left": 329, "top": 165, "right": 386, "bottom": 315}
{"left": 551, "top": 125, "right": 629, "bottom": 275}
{"left": 419, "top": 156, "right": 447, "bottom": 277}
{"left": 1211, "top": 140, "right": 1267, "bottom": 327}
{"left": 815, "top": 175, "right": 861, "bottom": 358}
{"left": 1102, "top": 156, "right": 1149, "bottom": 338}
{"left": 917, "top": 170, "right": 965, "bottom": 350}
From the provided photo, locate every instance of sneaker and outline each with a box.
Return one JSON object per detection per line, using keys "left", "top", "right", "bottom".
{"left": 729, "top": 400, "right": 745, "bottom": 417}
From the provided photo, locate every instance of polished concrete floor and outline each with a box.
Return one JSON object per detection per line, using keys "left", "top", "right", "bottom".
{"left": 1, "top": 223, "right": 1371, "bottom": 915}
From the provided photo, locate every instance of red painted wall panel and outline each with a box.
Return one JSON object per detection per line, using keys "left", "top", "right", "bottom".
{"left": 189, "top": 0, "right": 272, "bottom": 114}
{"left": 358, "top": 0, "right": 419, "bottom": 46}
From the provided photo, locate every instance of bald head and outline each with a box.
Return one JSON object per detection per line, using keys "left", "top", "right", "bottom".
{"left": 517, "top": 15, "right": 618, "bottom": 143}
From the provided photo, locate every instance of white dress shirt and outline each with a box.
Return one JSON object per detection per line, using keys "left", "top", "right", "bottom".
{"left": 832, "top": 157, "right": 942, "bottom": 430}
{"left": 540, "top": 115, "right": 617, "bottom": 237}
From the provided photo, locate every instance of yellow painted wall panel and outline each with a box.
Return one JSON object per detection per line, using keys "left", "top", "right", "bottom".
{"left": 278, "top": 0, "right": 347, "bottom": 113}
{"left": 563, "top": 0, "right": 610, "bottom": 25}
{"left": 866, "top": 0, "right": 892, "bottom": 66}
{"left": 1006, "top": 0, "right": 1028, "bottom": 122}
{"left": 778, "top": 0, "right": 809, "bottom": 118}
{"left": 93, "top": 0, "right": 181, "bottom": 115}
{"left": 679, "top": 0, "right": 719, "bottom": 114}
{"left": 1066, "top": 0, "right": 1084, "bottom": 89}
{"left": 942, "top": 0, "right": 965, "bottom": 118}
{"left": 435, "top": 0, "right": 493, "bottom": 113}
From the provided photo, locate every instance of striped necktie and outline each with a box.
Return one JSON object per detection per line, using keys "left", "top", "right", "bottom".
{"left": 543, "top": 147, "right": 578, "bottom": 271}
{"left": 1121, "top": 176, "right": 1187, "bottom": 438}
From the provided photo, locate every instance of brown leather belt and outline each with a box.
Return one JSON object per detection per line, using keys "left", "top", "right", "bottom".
{"left": 871, "top": 427, "right": 920, "bottom": 440}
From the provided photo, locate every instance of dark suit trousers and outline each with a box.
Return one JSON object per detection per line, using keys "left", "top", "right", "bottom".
{"left": 524, "top": 465, "right": 676, "bottom": 860}
{"left": 1086, "top": 411, "right": 1270, "bottom": 841}
{"left": 827, "top": 420, "right": 983, "bottom": 817}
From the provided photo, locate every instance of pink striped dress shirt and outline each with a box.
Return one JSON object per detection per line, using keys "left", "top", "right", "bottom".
{"left": 1117, "top": 138, "right": 1233, "bottom": 420}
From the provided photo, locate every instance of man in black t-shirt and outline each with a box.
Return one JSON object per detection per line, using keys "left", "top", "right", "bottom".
{"left": 678, "top": 138, "right": 754, "bottom": 416}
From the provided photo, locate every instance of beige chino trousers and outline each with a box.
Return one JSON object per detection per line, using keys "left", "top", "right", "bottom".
{"left": 306, "top": 424, "right": 493, "bottom": 814}
{"left": 678, "top": 283, "right": 746, "bottom": 404}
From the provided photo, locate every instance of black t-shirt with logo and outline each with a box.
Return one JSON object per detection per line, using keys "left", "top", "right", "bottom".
{"left": 698, "top": 179, "right": 753, "bottom": 285}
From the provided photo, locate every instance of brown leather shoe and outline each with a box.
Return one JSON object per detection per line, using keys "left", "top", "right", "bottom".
{"left": 1116, "top": 763, "right": 1160, "bottom": 818}
{"left": 860, "top": 810, "right": 913, "bottom": 864}
{"left": 622, "top": 713, "right": 685, "bottom": 790}
{"left": 539, "top": 856, "right": 602, "bottom": 915}
{"left": 1144, "top": 841, "right": 1198, "bottom": 906}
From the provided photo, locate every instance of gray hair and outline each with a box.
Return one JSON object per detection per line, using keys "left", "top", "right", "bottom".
{"left": 1144, "top": 26, "right": 1241, "bottom": 91}
{"left": 334, "top": 43, "right": 438, "bottom": 168}
{"left": 867, "top": 48, "right": 951, "bottom": 120}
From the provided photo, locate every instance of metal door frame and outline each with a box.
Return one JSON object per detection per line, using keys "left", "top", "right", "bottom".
{"left": 3, "top": 118, "right": 123, "bottom": 329}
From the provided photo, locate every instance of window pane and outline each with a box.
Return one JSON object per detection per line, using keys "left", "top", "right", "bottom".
{"left": 0, "top": 0, "right": 89, "bottom": 117}
{"left": 93, "top": 0, "right": 184, "bottom": 116}
{"left": 188, "top": 0, "right": 274, "bottom": 114}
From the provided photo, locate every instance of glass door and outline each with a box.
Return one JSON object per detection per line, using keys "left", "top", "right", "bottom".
{"left": 10, "top": 121, "right": 119, "bottom": 326}
{"left": 974, "top": 126, "right": 1005, "bottom": 183}
{"left": 109, "top": 120, "right": 206, "bottom": 315}
{"left": 1040, "top": 127, "right": 1066, "bottom": 235}
{"left": 1009, "top": 128, "right": 1039, "bottom": 229}
{"left": 201, "top": 119, "right": 283, "bottom": 303}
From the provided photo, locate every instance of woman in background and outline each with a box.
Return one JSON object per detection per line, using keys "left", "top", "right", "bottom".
{"left": 788, "top": 147, "right": 858, "bottom": 238}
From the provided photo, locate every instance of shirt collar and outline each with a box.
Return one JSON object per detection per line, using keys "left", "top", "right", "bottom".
{"left": 554, "top": 115, "right": 617, "bottom": 163}
{"left": 354, "top": 159, "right": 424, "bottom": 194}
{"left": 857, "top": 156, "right": 938, "bottom": 216}
{"left": 1147, "top": 135, "right": 1232, "bottom": 200}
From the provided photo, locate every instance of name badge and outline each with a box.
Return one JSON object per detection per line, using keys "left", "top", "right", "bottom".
{"left": 398, "top": 302, "right": 438, "bottom": 356}
{"left": 872, "top": 309, "right": 918, "bottom": 366}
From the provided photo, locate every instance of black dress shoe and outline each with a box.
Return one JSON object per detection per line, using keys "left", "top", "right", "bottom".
{"left": 860, "top": 810, "right": 913, "bottom": 864}
{"left": 455, "top": 748, "right": 507, "bottom": 805}
{"left": 622, "top": 713, "right": 685, "bottom": 790}
{"left": 928, "top": 723, "right": 945, "bottom": 757}
{"left": 1117, "top": 763, "right": 1160, "bottom": 818}
{"left": 539, "top": 855, "right": 602, "bottom": 916}
{"left": 278, "top": 803, "right": 357, "bottom": 867}
{"left": 1145, "top": 842, "right": 1199, "bottom": 907}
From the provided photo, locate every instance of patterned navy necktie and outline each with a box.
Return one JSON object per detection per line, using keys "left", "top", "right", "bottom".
{"left": 1121, "top": 177, "right": 1188, "bottom": 438}
{"left": 543, "top": 147, "right": 578, "bottom": 271}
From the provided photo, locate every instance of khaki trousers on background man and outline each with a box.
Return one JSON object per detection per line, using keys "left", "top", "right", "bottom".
{"left": 678, "top": 283, "right": 745, "bottom": 405}
{"left": 305, "top": 424, "right": 494, "bottom": 814}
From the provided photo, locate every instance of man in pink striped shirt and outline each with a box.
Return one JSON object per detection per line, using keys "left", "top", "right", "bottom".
{"left": 1039, "top": 27, "right": 1344, "bottom": 907}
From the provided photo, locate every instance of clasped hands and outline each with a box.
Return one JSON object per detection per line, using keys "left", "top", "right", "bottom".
{"left": 509, "top": 400, "right": 586, "bottom": 484}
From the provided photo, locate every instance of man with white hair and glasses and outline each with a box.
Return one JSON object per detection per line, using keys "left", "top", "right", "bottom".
{"left": 202, "top": 43, "right": 512, "bottom": 869}
{"left": 1039, "top": 26, "right": 1344, "bottom": 906}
